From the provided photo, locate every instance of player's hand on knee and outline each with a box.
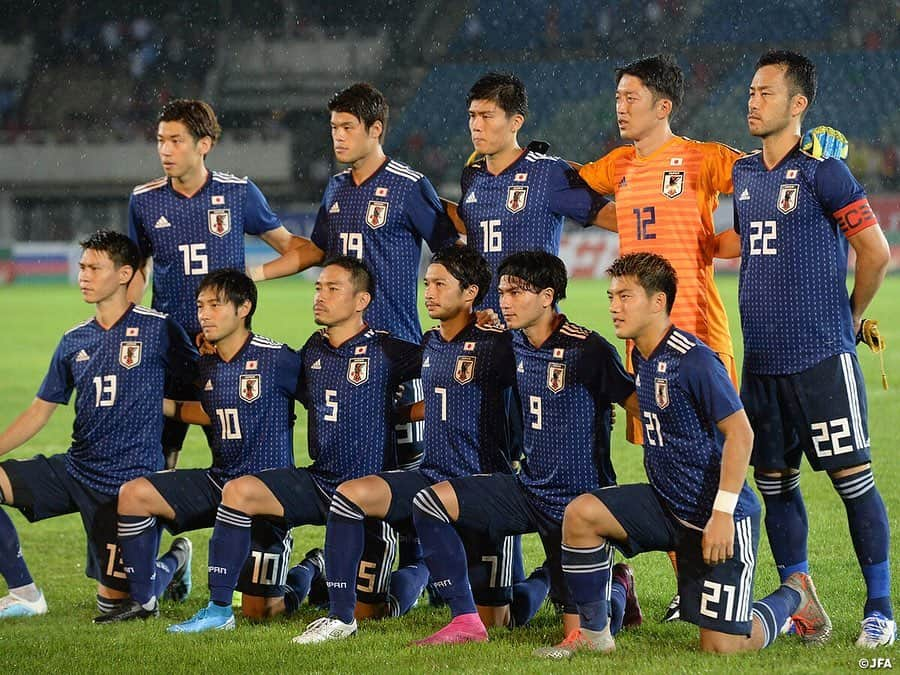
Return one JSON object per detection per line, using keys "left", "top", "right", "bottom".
{"left": 702, "top": 511, "right": 735, "bottom": 565}
{"left": 474, "top": 308, "right": 503, "bottom": 329}
{"left": 195, "top": 331, "right": 216, "bottom": 355}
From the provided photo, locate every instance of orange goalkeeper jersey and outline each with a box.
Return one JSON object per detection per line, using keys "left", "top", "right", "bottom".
{"left": 580, "top": 136, "right": 739, "bottom": 358}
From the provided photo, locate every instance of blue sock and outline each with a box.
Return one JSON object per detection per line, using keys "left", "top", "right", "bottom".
{"left": 207, "top": 505, "right": 252, "bottom": 606}
{"left": 388, "top": 563, "right": 430, "bottom": 617}
{"left": 0, "top": 509, "right": 34, "bottom": 589}
{"left": 752, "top": 585, "right": 800, "bottom": 648}
{"left": 755, "top": 473, "right": 809, "bottom": 581}
{"left": 561, "top": 542, "right": 612, "bottom": 632}
{"left": 412, "top": 488, "right": 476, "bottom": 617}
{"left": 152, "top": 552, "right": 178, "bottom": 599}
{"left": 832, "top": 468, "right": 893, "bottom": 620}
{"left": 511, "top": 565, "right": 550, "bottom": 627}
{"left": 609, "top": 577, "right": 626, "bottom": 635}
{"left": 326, "top": 492, "right": 367, "bottom": 624}
{"left": 118, "top": 515, "right": 160, "bottom": 605}
{"left": 282, "top": 558, "right": 319, "bottom": 615}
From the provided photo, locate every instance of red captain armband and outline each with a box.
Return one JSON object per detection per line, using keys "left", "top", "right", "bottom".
{"left": 834, "top": 198, "right": 878, "bottom": 238}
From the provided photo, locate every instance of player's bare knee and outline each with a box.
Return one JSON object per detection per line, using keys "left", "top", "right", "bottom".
{"left": 828, "top": 462, "right": 870, "bottom": 480}
{"left": 699, "top": 629, "right": 750, "bottom": 654}
{"left": 337, "top": 476, "right": 379, "bottom": 512}
{"left": 117, "top": 477, "right": 152, "bottom": 514}
{"left": 222, "top": 476, "right": 259, "bottom": 513}
{"left": 429, "top": 481, "right": 459, "bottom": 520}
{"left": 753, "top": 468, "right": 797, "bottom": 480}
{"left": 563, "top": 494, "right": 603, "bottom": 537}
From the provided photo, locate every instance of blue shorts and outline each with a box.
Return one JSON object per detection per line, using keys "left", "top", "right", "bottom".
{"left": 591, "top": 483, "right": 760, "bottom": 636}
{"left": 380, "top": 469, "right": 512, "bottom": 606}
{"left": 146, "top": 469, "right": 292, "bottom": 598}
{"left": 450, "top": 472, "right": 571, "bottom": 612}
{"left": 2, "top": 453, "right": 129, "bottom": 592}
{"left": 393, "top": 378, "right": 425, "bottom": 470}
{"left": 256, "top": 466, "right": 398, "bottom": 605}
{"left": 742, "top": 353, "right": 871, "bottom": 472}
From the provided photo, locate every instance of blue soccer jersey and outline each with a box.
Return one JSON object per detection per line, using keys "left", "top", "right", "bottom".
{"left": 458, "top": 150, "right": 609, "bottom": 312}
{"left": 633, "top": 328, "right": 760, "bottom": 527}
{"left": 418, "top": 321, "right": 518, "bottom": 483}
{"left": 129, "top": 171, "right": 281, "bottom": 336}
{"left": 310, "top": 158, "right": 457, "bottom": 344}
{"left": 198, "top": 334, "right": 300, "bottom": 482}
{"left": 37, "top": 304, "right": 198, "bottom": 494}
{"left": 733, "top": 148, "right": 876, "bottom": 375}
{"left": 300, "top": 327, "right": 422, "bottom": 494}
{"left": 512, "top": 317, "right": 634, "bottom": 521}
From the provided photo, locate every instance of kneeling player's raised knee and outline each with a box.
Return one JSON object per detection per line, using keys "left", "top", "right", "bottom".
{"left": 563, "top": 494, "right": 604, "bottom": 535}
{"left": 221, "top": 476, "right": 261, "bottom": 512}
{"left": 117, "top": 477, "right": 154, "bottom": 513}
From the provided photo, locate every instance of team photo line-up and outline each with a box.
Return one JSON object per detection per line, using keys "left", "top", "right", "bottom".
{"left": 0, "top": 47, "right": 894, "bottom": 657}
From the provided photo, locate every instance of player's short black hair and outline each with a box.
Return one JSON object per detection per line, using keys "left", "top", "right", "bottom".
{"left": 322, "top": 255, "right": 374, "bottom": 296}
{"left": 430, "top": 245, "right": 492, "bottom": 306}
{"left": 158, "top": 99, "right": 222, "bottom": 147}
{"left": 79, "top": 229, "right": 142, "bottom": 278}
{"left": 497, "top": 251, "right": 567, "bottom": 304}
{"left": 616, "top": 54, "right": 684, "bottom": 115}
{"left": 328, "top": 82, "right": 389, "bottom": 142}
{"left": 467, "top": 72, "right": 528, "bottom": 118}
{"left": 606, "top": 252, "right": 678, "bottom": 314}
{"left": 197, "top": 268, "right": 257, "bottom": 330}
{"left": 755, "top": 49, "right": 817, "bottom": 113}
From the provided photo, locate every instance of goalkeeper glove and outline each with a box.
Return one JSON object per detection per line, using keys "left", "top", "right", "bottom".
{"left": 857, "top": 318, "right": 888, "bottom": 389}
{"left": 801, "top": 126, "right": 849, "bottom": 160}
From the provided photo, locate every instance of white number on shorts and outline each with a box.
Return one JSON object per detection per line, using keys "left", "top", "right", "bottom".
{"left": 700, "top": 580, "right": 736, "bottom": 621}
{"left": 177, "top": 243, "right": 209, "bottom": 275}
{"left": 339, "top": 232, "right": 363, "bottom": 259}
{"left": 215, "top": 408, "right": 242, "bottom": 439}
{"left": 249, "top": 550, "right": 282, "bottom": 585}
{"left": 481, "top": 554, "right": 500, "bottom": 588}
{"left": 529, "top": 395, "right": 542, "bottom": 430}
{"left": 643, "top": 411, "right": 663, "bottom": 446}
{"left": 104, "top": 542, "right": 128, "bottom": 580}
{"left": 93, "top": 375, "right": 117, "bottom": 407}
{"left": 357, "top": 559, "right": 377, "bottom": 593}
{"left": 810, "top": 417, "right": 853, "bottom": 457}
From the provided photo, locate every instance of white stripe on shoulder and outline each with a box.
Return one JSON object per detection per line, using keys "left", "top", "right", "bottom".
{"left": 332, "top": 168, "right": 352, "bottom": 179}
{"left": 251, "top": 336, "right": 283, "bottom": 349}
{"left": 385, "top": 164, "right": 423, "bottom": 182}
{"left": 132, "top": 305, "right": 168, "bottom": 319}
{"left": 64, "top": 318, "right": 93, "bottom": 335}
{"left": 386, "top": 160, "right": 424, "bottom": 180}
{"left": 667, "top": 330, "right": 695, "bottom": 354}
{"left": 212, "top": 171, "right": 248, "bottom": 184}
{"left": 525, "top": 151, "right": 560, "bottom": 163}
{"left": 132, "top": 177, "right": 167, "bottom": 195}
{"left": 559, "top": 321, "right": 590, "bottom": 339}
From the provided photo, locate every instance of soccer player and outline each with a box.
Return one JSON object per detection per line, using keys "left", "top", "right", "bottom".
{"left": 457, "top": 72, "right": 615, "bottom": 313}
{"left": 733, "top": 50, "right": 894, "bottom": 648}
{"left": 128, "top": 98, "right": 320, "bottom": 467}
{"left": 95, "top": 269, "right": 300, "bottom": 623}
{"left": 0, "top": 230, "right": 196, "bottom": 619}
{"left": 166, "top": 257, "right": 423, "bottom": 633}
{"left": 535, "top": 251, "right": 830, "bottom": 658}
{"left": 578, "top": 54, "right": 849, "bottom": 621}
{"left": 410, "top": 251, "right": 639, "bottom": 646}
{"left": 293, "top": 245, "right": 543, "bottom": 644}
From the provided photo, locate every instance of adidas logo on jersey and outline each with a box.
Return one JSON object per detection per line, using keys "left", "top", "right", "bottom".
{"left": 204, "top": 379, "right": 213, "bottom": 391}
{"left": 329, "top": 202, "right": 340, "bottom": 214}
{"left": 154, "top": 216, "right": 171, "bottom": 229}
{"left": 739, "top": 189, "right": 751, "bottom": 201}
{"left": 311, "top": 359, "right": 322, "bottom": 370}
{"left": 517, "top": 361, "right": 524, "bottom": 373}
{"left": 422, "top": 356, "right": 431, "bottom": 368}
{"left": 75, "top": 349, "right": 90, "bottom": 362}
{"left": 464, "top": 191, "right": 477, "bottom": 204}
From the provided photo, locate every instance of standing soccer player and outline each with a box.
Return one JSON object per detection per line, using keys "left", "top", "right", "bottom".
{"left": 733, "top": 50, "right": 893, "bottom": 648}
{"left": 293, "top": 246, "right": 539, "bottom": 644}
{"left": 410, "top": 251, "right": 639, "bottom": 647}
{"left": 96, "top": 269, "right": 300, "bottom": 623}
{"left": 458, "top": 73, "right": 615, "bottom": 313}
{"left": 536, "top": 252, "right": 829, "bottom": 658}
{"left": 0, "top": 230, "right": 196, "bottom": 619}
{"left": 128, "top": 99, "right": 319, "bottom": 467}
{"left": 166, "top": 257, "right": 423, "bottom": 633}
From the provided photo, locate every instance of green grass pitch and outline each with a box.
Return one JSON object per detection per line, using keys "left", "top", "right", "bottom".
{"left": 0, "top": 275, "right": 897, "bottom": 673}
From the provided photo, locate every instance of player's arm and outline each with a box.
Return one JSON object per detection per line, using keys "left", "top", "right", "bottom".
{"left": 441, "top": 198, "right": 467, "bottom": 238}
{"left": 162, "top": 398, "right": 212, "bottom": 426}
{"left": 702, "top": 408, "right": 753, "bottom": 566}
{"left": 250, "top": 226, "right": 325, "bottom": 281}
{"left": 846, "top": 222, "right": 890, "bottom": 332}
{"left": 395, "top": 400, "right": 424, "bottom": 423}
{"left": 714, "top": 229, "right": 741, "bottom": 259}
{"left": 618, "top": 391, "right": 640, "bottom": 418}
{"left": 0, "top": 398, "right": 58, "bottom": 457}
{"left": 590, "top": 201, "right": 618, "bottom": 232}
